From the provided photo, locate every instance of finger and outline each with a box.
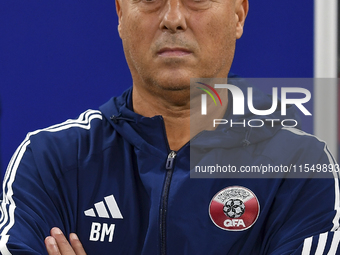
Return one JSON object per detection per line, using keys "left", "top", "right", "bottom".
{"left": 70, "top": 233, "right": 87, "bottom": 255}
{"left": 45, "top": 236, "right": 61, "bottom": 255}
{"left": 50, "top": 227, "right": 75, "bottom": 255}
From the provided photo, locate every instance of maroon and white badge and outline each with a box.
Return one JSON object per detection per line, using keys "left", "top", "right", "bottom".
{"left": 209, "top": 186, "right": 260, "bottom": 231}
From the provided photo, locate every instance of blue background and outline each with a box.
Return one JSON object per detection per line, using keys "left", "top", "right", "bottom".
{"left": 0, "top": 1, "right": 314, "bottom": 175}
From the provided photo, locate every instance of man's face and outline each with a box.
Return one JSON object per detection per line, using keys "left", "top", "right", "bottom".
{"left": 116, "top": 0, "right": 248, "bottom": 93}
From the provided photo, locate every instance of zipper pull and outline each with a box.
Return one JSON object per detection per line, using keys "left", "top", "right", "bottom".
{"left": 165, "top": 151, "right": 177, "bottom": 170}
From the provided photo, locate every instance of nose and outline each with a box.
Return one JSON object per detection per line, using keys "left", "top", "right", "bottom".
{"left": 159, "top": 0, "right": 188, "bottom": 33}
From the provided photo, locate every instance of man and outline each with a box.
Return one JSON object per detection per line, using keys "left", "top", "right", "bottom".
{"left": 1, "top": 0, "right": 340, "bottom": 254}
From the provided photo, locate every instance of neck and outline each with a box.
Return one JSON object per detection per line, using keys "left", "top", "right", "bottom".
{"left": 132, "top": 84, "right": 228, "bottom": 151}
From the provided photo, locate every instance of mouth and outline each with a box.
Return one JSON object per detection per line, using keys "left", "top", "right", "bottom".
{"left": 157, "top": 47, "right": 193, "bottom": 57}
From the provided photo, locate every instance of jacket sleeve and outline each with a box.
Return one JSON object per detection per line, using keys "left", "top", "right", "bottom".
{"left": 264, "top": 131, "right": 340, "bottom": 255}
{"left": 266, "top": 178, "right": 340, "bottom": 255}
{"left": 0, "top": 138, "right": 72, "bottom": 255}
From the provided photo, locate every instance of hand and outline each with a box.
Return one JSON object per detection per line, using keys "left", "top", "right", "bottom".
{"left": 45, "top": 227, "right": 87, "bottom": 255}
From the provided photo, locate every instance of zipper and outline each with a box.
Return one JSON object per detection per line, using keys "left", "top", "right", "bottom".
{"left": 160, "top": 150, "right": 177, "bottom": 255}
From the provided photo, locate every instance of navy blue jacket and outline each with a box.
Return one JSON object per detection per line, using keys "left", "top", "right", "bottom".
{"left": 0, "top": 85, "right": 340, "bottom": 255}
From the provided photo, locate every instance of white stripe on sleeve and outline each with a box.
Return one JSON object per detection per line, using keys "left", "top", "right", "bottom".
{"left": 301, "top": 236, "right": 313, "bottom": 255}
{"left": 315, "top": 232, "right": 328, "bottom": 255}
{"left": 327, "top": 231, "right": 340, "bottom": 255}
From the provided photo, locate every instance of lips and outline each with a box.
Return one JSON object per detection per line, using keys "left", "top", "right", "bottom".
{"left": 157, "top": 47, "right": 192, "bottom": 57}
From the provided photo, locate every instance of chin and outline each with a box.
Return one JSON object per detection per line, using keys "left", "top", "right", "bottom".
{"left": 148, "top": 74, "right": 192, "bottom": 92}
{"left": 158, "top": 83, "right": 189, "bottom": 91}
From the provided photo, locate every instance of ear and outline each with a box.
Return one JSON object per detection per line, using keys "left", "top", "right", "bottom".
{"left": 235, "top": 0, "right": 249, "bottom": 39}
{"left": 115, "top": 0, "right": 123, "bottom": 38}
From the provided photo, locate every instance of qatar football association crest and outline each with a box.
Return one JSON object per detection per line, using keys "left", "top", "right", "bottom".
{"left": 209, "top": 186, "right": 260, "bottom": 231}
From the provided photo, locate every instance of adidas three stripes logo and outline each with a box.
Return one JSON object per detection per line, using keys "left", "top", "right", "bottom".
{"left": 84, "top": 195, "right": 123, "bottom": 219}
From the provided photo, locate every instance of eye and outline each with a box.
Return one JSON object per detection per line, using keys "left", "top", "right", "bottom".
{"left": 137, "top": 0, "right": 163, "bottom": 12}
{"left": 186, "top": 0, "right": 211, "bottom": 10}
{"left": 141, "top": 0, "right": 161, "bottom": 4}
